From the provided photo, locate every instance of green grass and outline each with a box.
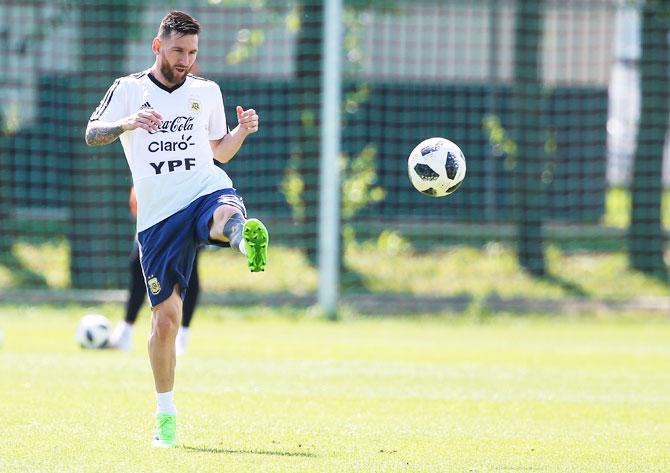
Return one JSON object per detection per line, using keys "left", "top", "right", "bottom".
{"left": 345, "top": 243, "right": 669, "bottom": 299}
{"left": 3, "top": 239, "right": 667, "bottom": 300}
{"left": 603, "top": 187, "right": 670, "bottom": 229}
{"left": 1, "top": 304, "right": 669, "bottom": 472}
{"left": 1, "top": 186, "right": 668, "bottom": 298}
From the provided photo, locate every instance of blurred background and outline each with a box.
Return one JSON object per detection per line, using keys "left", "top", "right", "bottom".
{"left": 0, "top": 0, "right": 668, "bottom": 314}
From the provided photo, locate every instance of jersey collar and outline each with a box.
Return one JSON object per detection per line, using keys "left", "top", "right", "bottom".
{"left": 148, "top": 72, "right": 187, "bottom": 94}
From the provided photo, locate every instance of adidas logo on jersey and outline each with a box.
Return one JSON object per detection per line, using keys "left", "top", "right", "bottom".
{"left": 140, "top": 101, "right": 152, "bottom": 110}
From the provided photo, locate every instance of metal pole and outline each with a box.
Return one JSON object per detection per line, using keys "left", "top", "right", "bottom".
{"left": 318, "top": 0, "right": 343, "bottom": 318}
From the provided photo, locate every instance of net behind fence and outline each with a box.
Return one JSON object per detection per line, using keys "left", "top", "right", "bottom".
{"left": 0, "top": 0, "right": 668, "bottom": 308}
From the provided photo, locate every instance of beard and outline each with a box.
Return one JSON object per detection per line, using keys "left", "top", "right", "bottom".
{"left": 160, "top": 59, "right": 190, "bottom": 84}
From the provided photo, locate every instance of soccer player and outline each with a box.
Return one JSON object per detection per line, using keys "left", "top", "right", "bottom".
{"left": 85, "top": 11, "right": 269, "bottom": 448}
{"left": 110, "top": 187, "right": 199, "bottom": 356}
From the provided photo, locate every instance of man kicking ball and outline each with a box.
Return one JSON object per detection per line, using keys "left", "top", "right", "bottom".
{"left": 85, "top": 10, "right": 268, "bottom": 447}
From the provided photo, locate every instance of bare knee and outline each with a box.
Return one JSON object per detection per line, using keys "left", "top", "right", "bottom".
{"left": 153, "top": 312, "right": 179, "bottom": 342}
{"left": 152, "top": 289, "right": 182, "bottom": 342}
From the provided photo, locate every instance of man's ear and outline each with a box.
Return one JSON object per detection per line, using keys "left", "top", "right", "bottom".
{"left": 152, "top": 37, "right": 161, "bottom": 55}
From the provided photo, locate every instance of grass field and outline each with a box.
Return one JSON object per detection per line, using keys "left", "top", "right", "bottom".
{"left": 1, "top": 304, "right": 669, "bottom": 472}
{"left": 2, "top": 240, "right": 669, "bottom": 302}
{"left": 1, "top": 188, "right": 668, "bottom": 300}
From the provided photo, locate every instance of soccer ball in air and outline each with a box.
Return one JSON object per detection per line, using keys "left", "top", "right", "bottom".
{"left": 76, "top": 314, "right": 111, "bottom": 349}
{"left": 407, "top": 137, "right": 466, "bottom": 197}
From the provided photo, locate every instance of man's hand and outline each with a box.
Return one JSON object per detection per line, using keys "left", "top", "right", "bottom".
{"left": 209, "top": 105, "right": 260, "bottom": 162}
{"left": 122, "top": 109, "right": 163, "bottom": 133}
{"left": 236, "top": 106, "right": 259, "bottom": 135}
{"left": 85, "top": 109, "right": 163, "bottom": 146}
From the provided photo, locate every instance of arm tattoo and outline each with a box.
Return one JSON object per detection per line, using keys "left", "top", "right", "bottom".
{"left": 85, "top": 121, "right": 125, "bottom": 146}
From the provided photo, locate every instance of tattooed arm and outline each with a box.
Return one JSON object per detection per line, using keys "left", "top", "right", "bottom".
{"left": 85, "top": 121, "right": 126, "bottom": 146}
{"left": 85, "top": 109, "right": 164, "bottom": 147}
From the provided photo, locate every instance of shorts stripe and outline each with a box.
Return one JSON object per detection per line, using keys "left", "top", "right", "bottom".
{"left": 216, "top": 194, "right": 247, "bottom": 217}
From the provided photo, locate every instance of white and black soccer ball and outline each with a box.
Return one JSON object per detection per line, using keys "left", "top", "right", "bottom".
{"left": 408, "top": 137, "right": 466, "bottom": 197}
{"left": 76, "top": 314, "right": 111, "bottom": 349}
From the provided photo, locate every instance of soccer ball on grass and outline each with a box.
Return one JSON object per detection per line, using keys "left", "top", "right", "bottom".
{"left": 407, "top": 137, "right": 466, "bottom": 197}
{"left": 76, "top": 314, "right": 111, "bottom": 349}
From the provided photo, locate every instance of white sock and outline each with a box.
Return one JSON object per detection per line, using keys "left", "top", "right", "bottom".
{"left": 119, "top": 320, "right": 133, "bottom": 335}
{"left": 156, "top": 390, "right": 177, "bottom": 415}
{"left": 178, "top": 326, "right": 190, "bottom": 340}
{"left": 238, "top": 240, "right": 247, "bottom": 255}
{"left": 110, "top": 320, "right": 133, "bottom": 348}
{"left": 176, "top": 327, "right": 190, "bottom": 356}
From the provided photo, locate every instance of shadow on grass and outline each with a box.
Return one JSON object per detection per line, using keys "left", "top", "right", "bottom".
{"left": 538, "top": 273, "right": 587, "bottom": 297}
{"left": 637, "top": 269, "right": 670, "bottom": 286}
{"left": 0, "top": 251, "right": 48, "bottom": 288}
{"left": 182, "top": 445, "right": 317, "bottom": 458}
{"left": 340, "top": 265, "right": 373, "bottom": 294}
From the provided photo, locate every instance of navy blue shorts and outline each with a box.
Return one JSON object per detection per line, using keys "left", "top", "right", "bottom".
{"left": 137, "top": 189, "right": 247, "bottom": 307}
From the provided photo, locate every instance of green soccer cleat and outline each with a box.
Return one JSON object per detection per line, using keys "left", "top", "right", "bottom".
{"left": 243, "top": 218, "right": 269, "bottom": 272}
{"left": 152, "top": 413, "right": 176, "bottom": 448}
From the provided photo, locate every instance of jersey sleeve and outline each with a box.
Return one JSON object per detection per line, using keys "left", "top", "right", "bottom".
{"left": 89, "top": 78, "right": 127, "bottom": 122}
{"left": 208, "top": 84, "right": 228, "bottom": 140}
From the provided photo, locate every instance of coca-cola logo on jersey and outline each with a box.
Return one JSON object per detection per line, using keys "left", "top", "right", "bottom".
{"left": 149, "top": 116, "right": 194, "bottom": 134}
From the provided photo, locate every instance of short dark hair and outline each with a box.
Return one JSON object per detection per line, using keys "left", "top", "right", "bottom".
{"left": 158, "top": 11, "right": 200, "bottom": 39}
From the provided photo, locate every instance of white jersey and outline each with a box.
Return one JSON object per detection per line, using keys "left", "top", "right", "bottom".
{"left": 89, "top": 70, "right": 232, "bottom": 232}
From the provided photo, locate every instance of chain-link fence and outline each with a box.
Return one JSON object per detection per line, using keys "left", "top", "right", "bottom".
{"left": 0, "top": 0, "right": 668, "bottom": 310}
